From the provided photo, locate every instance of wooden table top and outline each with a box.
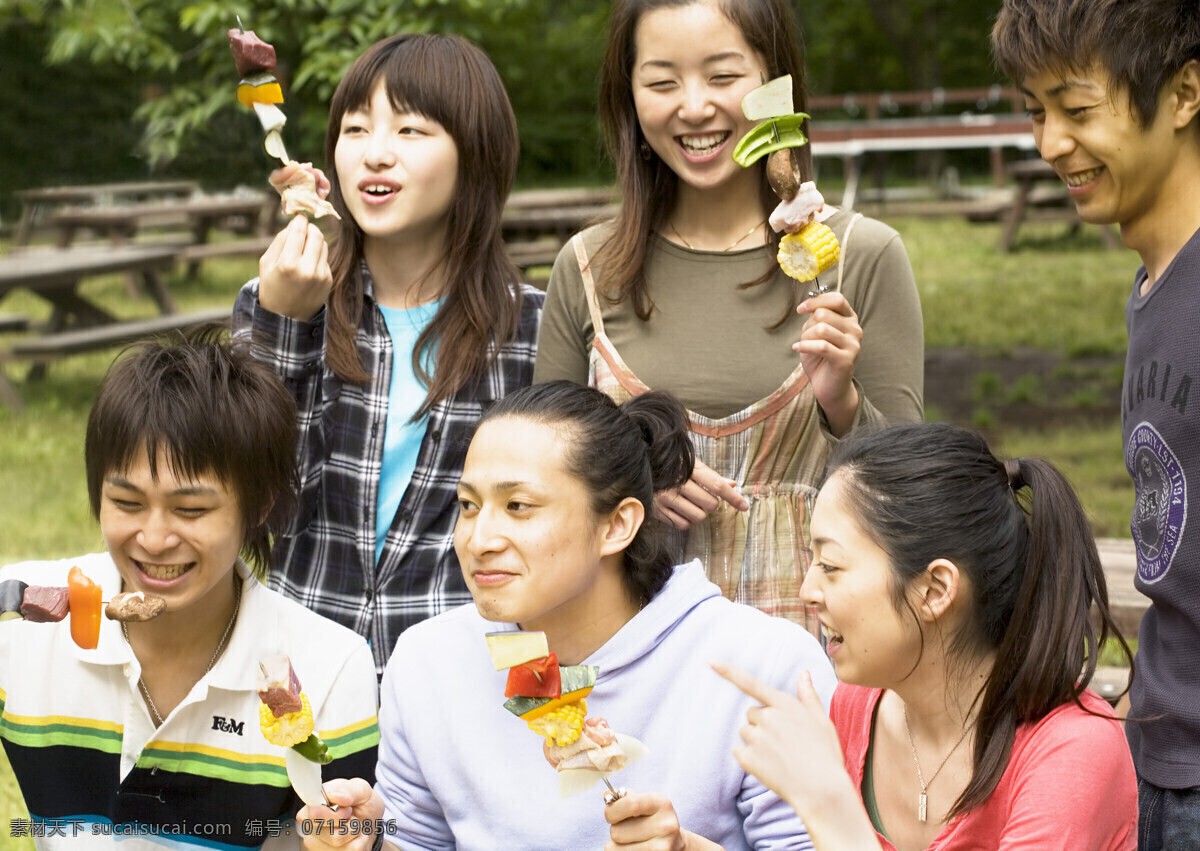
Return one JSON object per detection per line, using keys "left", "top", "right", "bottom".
{"left": 0, "top": 244, "right": 181, "bottom": 291}
{"left": 48, "top": 194, "right": 273, "bottom": 227}
{"left": 16, "top": 180, "right": 199, "bottom": 204}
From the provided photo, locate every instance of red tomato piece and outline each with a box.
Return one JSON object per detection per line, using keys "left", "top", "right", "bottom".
{"left": 504, "top": 652, "right": 561, "bottom": 698}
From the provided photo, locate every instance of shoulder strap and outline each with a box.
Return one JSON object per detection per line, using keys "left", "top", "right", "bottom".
{"left": 835, "top": 212, "right": 863, "bottom": 294}
{"left": 572, "top": 234, "right": 607, "bottom": 335}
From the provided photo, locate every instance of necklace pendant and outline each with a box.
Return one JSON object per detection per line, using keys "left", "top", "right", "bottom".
{"left": 918, "top": 790, "right": 928, "bottom": 823}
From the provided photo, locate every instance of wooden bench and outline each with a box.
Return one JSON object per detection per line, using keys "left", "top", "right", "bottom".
{"left": 1095, "top": 537, "right": 1147, "bottom": 640}
{"left": 179, "top": 235, "right": 274, "bottom": 264}
{"left": 0, "top": 314, "right": 30, "bottom": 334}
{"left": 507, "top": 240, "right": 566, "bottom": 279}
{"left": 1091, "top": 538, "right": 1145, "bottom": 706}
{"left": 8, "top": 307, "right": 231, "bottom": 360}
{"left": 1092, "top": 666, "right": 1133, "bottom": 706}
{"left": 507, "top": 187, "right": 617, "bottom": 210}
{"left": 0, "top": 307, "right": 232, "bottom": 410}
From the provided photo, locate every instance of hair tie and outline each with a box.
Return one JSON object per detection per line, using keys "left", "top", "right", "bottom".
{"left": 1004, "top": 458, "right": 1025, "bottom": 491}
{"left": 637, "top": 419, "right": 654, "bottom": 447}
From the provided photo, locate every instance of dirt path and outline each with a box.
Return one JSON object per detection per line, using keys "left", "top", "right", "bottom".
{"left": 925, "top": 347, "right": 1123, "bottom": 429}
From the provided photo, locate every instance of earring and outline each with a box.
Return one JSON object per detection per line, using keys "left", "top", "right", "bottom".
{"left": 639, "top": 141, "right": 652, "bottom": 161}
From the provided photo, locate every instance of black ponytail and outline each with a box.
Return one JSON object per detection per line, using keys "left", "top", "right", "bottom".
{"left": 481, "top": 381, "right": 693, "bottom": 605}
{"left": 826, "top": 422, "right": 1133, "bottom": 818}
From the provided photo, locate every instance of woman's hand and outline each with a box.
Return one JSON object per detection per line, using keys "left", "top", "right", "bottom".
{"left": 258, "top": 213, "right": 333, "bottom": 321}
{"left": 296, "top": 778, "right": 386, "bottom": 851}
{"left": 793, "top": 291, "right": 862, "bottom": 436}
{"left": 604, "top": 791, "right": 721, "bottom": 850}
{"left": 653, "top": 459, "right": 749, "bottom": 530}
{"left": 712, "top": 663, "right": 879, "bottom": 849}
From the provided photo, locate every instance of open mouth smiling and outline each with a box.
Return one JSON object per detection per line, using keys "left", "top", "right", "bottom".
{"left": 135, "top": 560, "right": 193, "bottom": 581}
{"left": 1063, "top": 166, "right": 1103, "bottom": 187}
{"left": 678, "top": 132, "right": 730, "bottom": 156}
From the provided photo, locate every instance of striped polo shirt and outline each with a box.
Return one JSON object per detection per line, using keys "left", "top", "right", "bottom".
{"left": 0, "top": 553, "right": 379, "bottom": 849}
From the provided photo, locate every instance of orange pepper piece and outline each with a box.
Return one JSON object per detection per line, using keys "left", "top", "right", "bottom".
{"left": 67, "top": 565, "right": 102, "bottom": 649}
{"left": 236, "top": 80, "right": 284, "bottom": 109}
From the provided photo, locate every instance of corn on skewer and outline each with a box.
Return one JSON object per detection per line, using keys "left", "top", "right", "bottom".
{"left": 525, "top": 698, "right": 588, "bottom": 747}
{"left": 777, "top": 221, "right": 840, "bottom": 283}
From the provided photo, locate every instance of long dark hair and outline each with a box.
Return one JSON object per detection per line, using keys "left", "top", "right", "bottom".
{"left": 596, "top": 0, "right": 811, "bottom": 320}
{"left": 480, "top": 381, "right": 694, "bottom": 605}
{"left": 826, "top": 422, "right": 1133, "bottom": 819}
{"left": 322, "top": 33, "right": 524, "bottom": 417}
{"left": 85, "top": 327, "right": 300, "bottom": 577}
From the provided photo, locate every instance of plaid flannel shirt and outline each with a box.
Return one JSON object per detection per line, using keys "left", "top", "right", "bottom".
{"left": 233, "top": 268, "right": 543, "bottom": 675}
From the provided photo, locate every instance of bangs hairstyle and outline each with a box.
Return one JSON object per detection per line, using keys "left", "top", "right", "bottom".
{"left": 597, "top": 0, "right": 811, "bottom": 322}
{"left": 992, "top": 0, "right": 1200, "bottom": 126}
{"left": 321, "top": 33, "right": 524, "bottom": 417}
{"left": 84, "top": 327, "right": 300, "bottom": 577}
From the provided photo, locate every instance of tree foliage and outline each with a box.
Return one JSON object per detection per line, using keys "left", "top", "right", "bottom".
{"left": 801, "top": 0, "right": 1002, "bottom": 95}
{"left": 0, "top": 0, "right": 1006, "bottom": 208}
{"left": 6, "top": 0, "right": 532, "bottom": 174}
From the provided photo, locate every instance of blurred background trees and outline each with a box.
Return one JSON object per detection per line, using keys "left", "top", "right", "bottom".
{"left": 0, "top": 0, "right": 1006, "bottom": 220}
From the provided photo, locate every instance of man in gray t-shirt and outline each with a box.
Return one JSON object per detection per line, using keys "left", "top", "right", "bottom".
{"left": 993, "top": 2, "right": 1200, "bottom": 848}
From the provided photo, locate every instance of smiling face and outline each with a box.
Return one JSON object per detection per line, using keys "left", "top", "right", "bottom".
{"left": 334, "top": 77, "right": 459, "bottom": 248}
{"left": 454, "top": 417, "right": 637, "bottom": 644}
{"left": 1023, "top": 65, "right": 1183, "bottom": 234}
{"left": 631, "top": 1, "right": 767, "bottom": 195}
{"left": 100, "top": 448, "right": 243, "bottom": 616}
{"left": 801, "top": 472, "right": 923, "bottom": 687}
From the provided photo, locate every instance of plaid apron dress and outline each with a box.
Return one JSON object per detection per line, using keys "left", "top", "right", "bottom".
{"left": 572, "top": 214, "right": 862, "bottom": 633}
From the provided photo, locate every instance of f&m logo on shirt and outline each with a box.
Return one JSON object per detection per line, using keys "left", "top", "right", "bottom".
{"left": 212, "top": 716, "right": 245, "bottom": 735}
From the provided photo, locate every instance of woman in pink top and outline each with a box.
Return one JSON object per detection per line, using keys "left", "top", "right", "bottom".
{"left": 716, "top": 422, "right": 1137, "bottom": 850}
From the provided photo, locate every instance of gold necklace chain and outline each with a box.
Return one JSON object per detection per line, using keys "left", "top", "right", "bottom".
{"left": 668, "top": 220, "right": 765, "bottom": 252}
{"left": 902, "top": 705, "right": 973, "bottom": 823}
{"left": 123, "top": 579, "right": 242, "bottom": 728}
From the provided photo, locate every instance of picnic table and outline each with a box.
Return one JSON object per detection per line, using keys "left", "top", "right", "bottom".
{"left": 502, "top": 187, "right": 619, "bottom": 277}
{"left": 45, "top": 192, "right": 278, "bottom": 285}
{"left": 0, "top": 244, "right": 229, "bottom": 410}
{"left": 14, "top": 180, "right": 199, "bottom": 246}
{"left": 808, "top": 113, "right": 1039, "bottom": 209}
{"left": 502, "top": 187, "right": 618, "bottom": 244}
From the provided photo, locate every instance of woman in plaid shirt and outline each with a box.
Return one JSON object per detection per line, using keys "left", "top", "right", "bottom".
{"left": 234, "top": 33, "right": 543, "bottom": 676}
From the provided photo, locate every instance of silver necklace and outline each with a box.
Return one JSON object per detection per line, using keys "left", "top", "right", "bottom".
{"left": 902, "top": 705, "right": 973, "bottom": 823}
{"left": 122, "top": 581, "right": 241, "bottom": 727}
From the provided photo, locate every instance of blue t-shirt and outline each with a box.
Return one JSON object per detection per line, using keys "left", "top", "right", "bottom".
{"left": 376, "top": 299, "right": 442, "bottom": 564}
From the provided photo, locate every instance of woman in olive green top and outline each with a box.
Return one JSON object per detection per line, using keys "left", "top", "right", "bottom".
{"left": 533, "top": 0, "right": 923, "bottom": 631}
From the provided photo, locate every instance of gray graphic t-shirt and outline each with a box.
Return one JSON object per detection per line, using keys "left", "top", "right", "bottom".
{"left": 1123, "top": 225, "right": 1200, "bottom": 788}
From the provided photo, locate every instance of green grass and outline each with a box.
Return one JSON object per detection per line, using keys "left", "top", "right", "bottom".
{"left": 0, "top": 214, "right": 1140, "bottom": 828}
{"left": 0, "top": 253, "right": 258, "bottom": 563}
{"left": 896, "top": 215, "right": 1137, "bottom": 356}
{"left": 988, "top": 419, "right": 1132, "bottom": 539}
